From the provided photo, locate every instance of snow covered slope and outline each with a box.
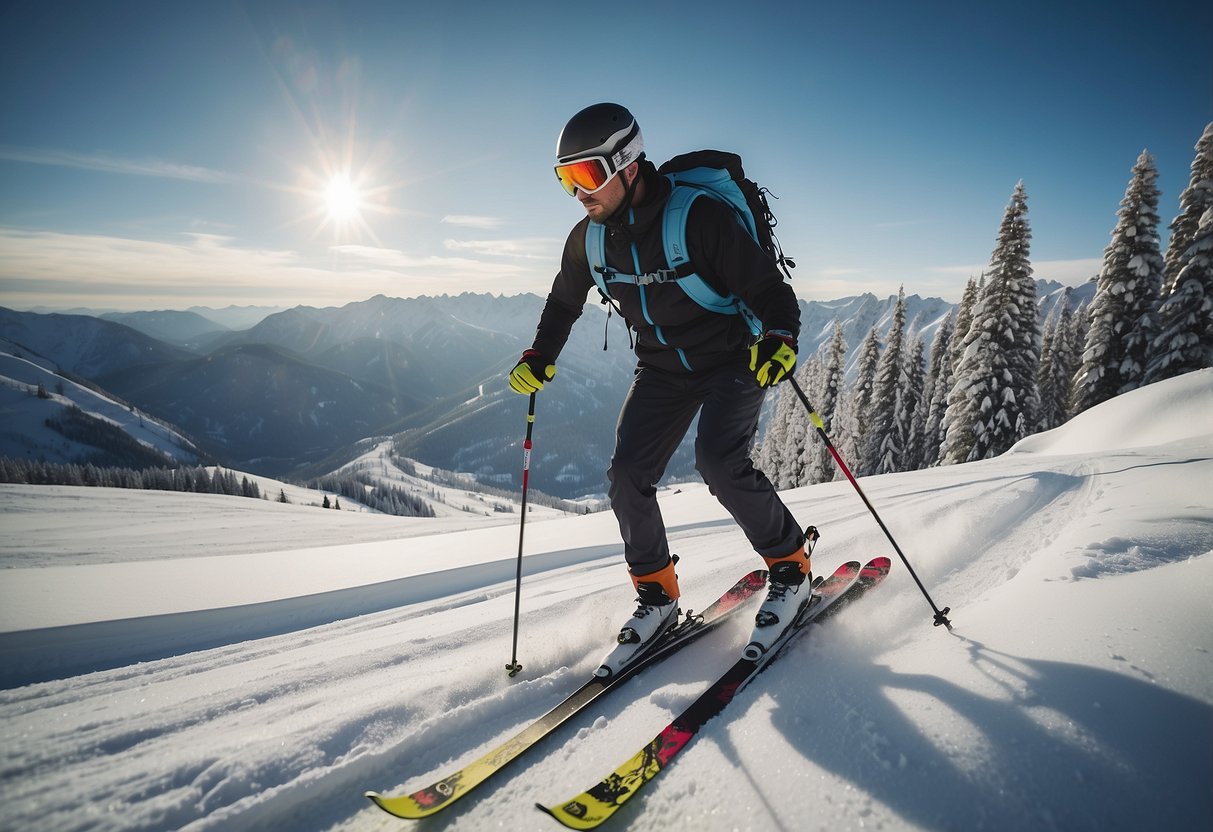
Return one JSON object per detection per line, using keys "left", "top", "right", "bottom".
{"left": 0, "top": 351, "right": 201, "bottom": 465}
{"left": 0, "top": 371, "right": 1210, "bottom": 831}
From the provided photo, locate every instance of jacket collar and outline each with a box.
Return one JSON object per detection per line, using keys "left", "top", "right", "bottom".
{"left": 604, "top": 162, "right": 670, "bottom": 231}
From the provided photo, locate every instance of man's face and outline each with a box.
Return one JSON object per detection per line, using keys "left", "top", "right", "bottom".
{"left": 575, "top": 164, "right": 634, "bottom": 222}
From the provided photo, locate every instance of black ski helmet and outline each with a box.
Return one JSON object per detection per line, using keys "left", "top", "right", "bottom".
{"left": 556, "top": 103, "right": 644, "bottom": 167}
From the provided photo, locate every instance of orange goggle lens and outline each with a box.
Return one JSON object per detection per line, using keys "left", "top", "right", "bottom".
{"left": 555, "top": 157, "right": 614, "bottom": 196}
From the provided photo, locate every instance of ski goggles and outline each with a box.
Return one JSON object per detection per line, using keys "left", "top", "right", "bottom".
{"left": 554, "top": 126, "right": 644, "bottom": 196}
{"left": 554, "top": 156, "right": 617, "bottom": 196}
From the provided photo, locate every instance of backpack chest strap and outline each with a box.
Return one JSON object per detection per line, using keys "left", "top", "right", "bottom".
{"left": 593, "top": 265, "right": 690, "bottom": 286}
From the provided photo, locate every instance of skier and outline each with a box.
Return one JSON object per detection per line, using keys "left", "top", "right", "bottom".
{"left": 509, "top": 103, "right": 811, "bottom": 662}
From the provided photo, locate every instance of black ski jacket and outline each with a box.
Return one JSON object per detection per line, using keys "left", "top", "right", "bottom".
{"left": 530, "top": 162, "right": 800, "bottom": 375}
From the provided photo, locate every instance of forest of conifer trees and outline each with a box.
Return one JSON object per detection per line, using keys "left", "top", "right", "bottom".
{"left": 757, "top": 122, "right": 1212, "bottom": 488}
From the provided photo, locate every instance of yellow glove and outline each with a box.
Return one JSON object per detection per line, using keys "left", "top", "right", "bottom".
{"left": 509, "top": 349, "right": 556, "bottom": 394}
{"left": 748, "top": 331, "right": 797, "bottom": 388}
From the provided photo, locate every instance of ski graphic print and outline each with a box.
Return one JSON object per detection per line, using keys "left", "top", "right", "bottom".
{"left": 365, "top": 569, "right": 768, "bottom": 819}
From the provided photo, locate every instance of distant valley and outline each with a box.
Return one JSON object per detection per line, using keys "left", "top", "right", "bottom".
{"left": 0, "top": 283, "right": 1091, "bottom": 500}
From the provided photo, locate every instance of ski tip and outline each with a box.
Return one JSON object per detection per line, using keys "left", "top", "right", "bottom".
{"left": 535, "top": 801, "right": 598, "bottom": 830}
{"left": 534, "top": 802, "right": 569, "bottom": 826}
{"left": 365, "top": 790, "right": 436, "bottom": 819}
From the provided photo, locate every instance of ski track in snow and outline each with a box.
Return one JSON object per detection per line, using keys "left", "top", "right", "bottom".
{"left": 1, "top": 371, "right": 1211, "bottom": 831}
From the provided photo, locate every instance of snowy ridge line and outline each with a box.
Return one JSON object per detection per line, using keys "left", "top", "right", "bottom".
{"left": 0, "top": 543, "right": 620, "bottom": 690}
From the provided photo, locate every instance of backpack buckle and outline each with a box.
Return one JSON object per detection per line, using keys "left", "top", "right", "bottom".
{"left": 595, "top": 265, "right": 682, "bottom": 286}
{"left": 633, "top": 268, "right": 681, "bottom": 286}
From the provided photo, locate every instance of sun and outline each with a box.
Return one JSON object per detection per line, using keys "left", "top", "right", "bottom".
{"left": 289, "top": 153, "right": 393, "bottom": 244}
{"left": 324, "top": 174, "right": 362, "bottom": 221}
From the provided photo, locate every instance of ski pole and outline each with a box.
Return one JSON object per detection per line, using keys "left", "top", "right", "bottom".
{"left": 506, "top": 393, "right": 537, "bottom": 676}
{"left": 787, "top": 376, "right": 953, "bottom": 629}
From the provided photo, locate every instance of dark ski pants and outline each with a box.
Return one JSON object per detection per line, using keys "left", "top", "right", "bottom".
{"left": 608, "top": 361, "right": 804, "bottom": 577}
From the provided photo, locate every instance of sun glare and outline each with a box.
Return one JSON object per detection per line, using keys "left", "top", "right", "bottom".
{"left": 325, "top": 174, "right": 361, "bottom": 221}
{"left": 291, "top": 151, "right": 394, "bottom": 244}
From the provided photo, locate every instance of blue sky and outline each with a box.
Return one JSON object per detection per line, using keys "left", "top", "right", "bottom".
{"left": 1, "top": 0, "right": 1210, "bottom": 312}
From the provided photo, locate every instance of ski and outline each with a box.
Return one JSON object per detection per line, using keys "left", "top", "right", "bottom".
{"left": 365, "top": 568, "right": 768, "bottom": 819}
{"left": 538, "top": 557, "right": 891, "bottom": 830}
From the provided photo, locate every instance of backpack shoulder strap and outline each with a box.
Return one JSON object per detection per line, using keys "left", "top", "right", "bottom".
{"left": 662, "top": 184, "right": 744, "bottom": 316}
{"left": 662, "top": 184, "right": 698, "bottom": 270}
{"left": 584, "top": 221, "right": 610, "bottom": 298}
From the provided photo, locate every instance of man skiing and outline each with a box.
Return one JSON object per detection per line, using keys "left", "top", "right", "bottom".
{"left": 508, "top": 103, "right": 811, "bottom": 665}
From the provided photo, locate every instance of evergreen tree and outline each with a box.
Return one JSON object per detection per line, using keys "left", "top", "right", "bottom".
{"left": 831, "top": 389, "right": 861, "bottom": 482}
{"left": 1162, "top": 122, "right": 1213, "bottom": 297}
{"left": 922, "top": 310, "right": 955, "bottom": 467}
{"left": 863, "top": 287, "right": 909, "bottom": 475}
{"left": 846, "top": 326, "right": 882, "bottom": 469}
{"left": 1055, "top": 296, "right": 1085, "bottom": 421}
{"left": 1145, "top": 123, "right": 1213, "bottom": 384}
{"left": 756, "top": 383, "right": 793, "bottom": 488}
{"left": 1037, "top": 301, "right": 1061, "bottom": 430}
{"left": 941, "top": 182, "right": 1039, "bottom": 462}
{"left": 790, "top": 358, "right": 819, "bottom": 489}
{"left": 1002, "top": 187, "right": 1043, "bottom": 440}
{"left": 1073, "top": 150, "right": 1165, "bottom": 411}
{"left": 950, "top": 276, "right": 982, "bottom": 371}
{"left": 1038, "top": 288, "right": 1081, "bottom": 429}
{"left": 1145, "top": 205, "right": 1213, "bottom": 382}
{"left": 902, "top": 335, "right": 927, "bottom": 470}
{"left": 804, "top": 321, "right": 848, "bottom": 484}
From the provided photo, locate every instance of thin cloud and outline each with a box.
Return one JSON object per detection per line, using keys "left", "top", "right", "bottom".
{"left": 442, "top": 238, "right": 559, "bottom": 260}
{"left": 1033, "top": 258, "right": 1101, "bottom": 284}
{"left": 328, "top": 243, "right": 533, "bottom": 272}
{"left": 441, "top": 214, "right": 504, "bottom": 230}
{"left": 0, "top": 146, "right": 237, "bottom": 184}
{"left": 929, "top": 257, "right": 1101, "bottom": 286}
{"left": 0, "top": 228, "right": 551, "bottom": 310}
{"left": 928, "top": 263, "right": 990, "bottom": 277}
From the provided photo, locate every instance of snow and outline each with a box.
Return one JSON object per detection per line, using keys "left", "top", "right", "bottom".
{"left": 331, "top": 439, "right": 577, "bottom": 521}
{"left": 0, "top": 351, "right": 201, "bottom": 464}
{"left": 1010, "top": 367, "right": 1213, "bottom": 454}
{"left": 1, "top": 371, "right": 1211, "bottom": 831}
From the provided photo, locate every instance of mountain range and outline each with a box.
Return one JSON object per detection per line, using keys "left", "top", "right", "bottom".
{"left": 0, "top": 281, "right": 1093, "bottom": 499}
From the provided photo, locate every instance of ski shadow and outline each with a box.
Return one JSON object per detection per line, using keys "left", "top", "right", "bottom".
{"left": 720, "top": 632, "right": 1212, "bottom": 831}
